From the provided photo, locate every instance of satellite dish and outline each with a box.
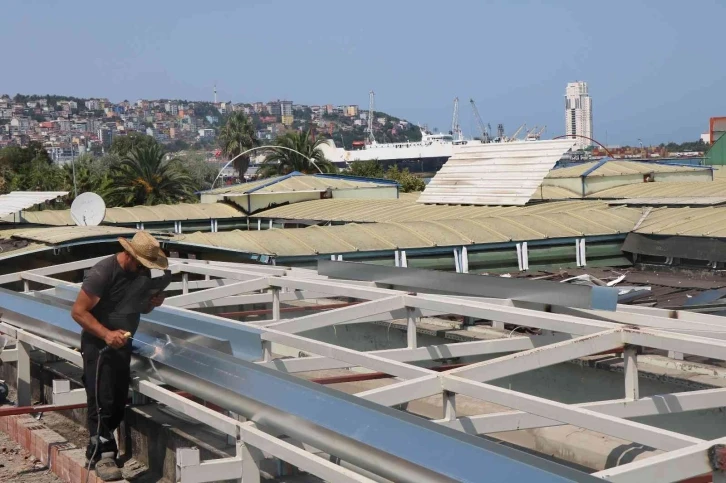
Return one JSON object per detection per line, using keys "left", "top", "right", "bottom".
{"left": 71, "top": 192, "right": 106, "bottom": 226}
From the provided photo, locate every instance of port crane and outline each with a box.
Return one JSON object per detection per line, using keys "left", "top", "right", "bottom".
{"left": 508, "top": 124, "right": 526, "bottom": 142}
{"left": 451, "top": 97, "right": 463, "bottom": 141}
{"left": 525, "top": 125, "right": 546, "bottom": 141}
{"left": 469, "top": 98, "right": 490, "bottom": 143}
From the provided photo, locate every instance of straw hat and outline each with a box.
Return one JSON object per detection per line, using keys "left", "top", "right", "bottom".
{"left": 118, "top": 231, "right": 168, "bottom": 270}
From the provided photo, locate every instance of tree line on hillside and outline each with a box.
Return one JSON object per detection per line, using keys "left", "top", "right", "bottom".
{"left": 0, "top": 112, "right": 425, "bottom": 209}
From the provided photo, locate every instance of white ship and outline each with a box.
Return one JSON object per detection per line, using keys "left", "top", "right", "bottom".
{"left": 319, "top": 130, "right": 480, "bottom": 173}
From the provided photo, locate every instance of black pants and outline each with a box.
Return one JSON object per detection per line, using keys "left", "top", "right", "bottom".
{"left": 81, "top": 333, "right": 131, "bottom": 457}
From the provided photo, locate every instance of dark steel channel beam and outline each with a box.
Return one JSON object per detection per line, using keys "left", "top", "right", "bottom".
{"left": 318, "top": 260, "right": 618, "bottom": 311}
{"left": 0, "top": 288, "right": 600, "bottom": 483}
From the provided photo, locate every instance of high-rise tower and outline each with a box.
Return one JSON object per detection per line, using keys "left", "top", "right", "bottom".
{"left": 565, "top": 81, "right": 593, "bottom": 149}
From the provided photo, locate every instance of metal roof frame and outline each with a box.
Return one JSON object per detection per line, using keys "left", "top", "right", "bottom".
{"left": 1, "top": 257, "right": 726, "bottom": 481}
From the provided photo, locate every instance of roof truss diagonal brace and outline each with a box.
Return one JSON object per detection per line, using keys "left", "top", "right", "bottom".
{"left": 264, "top": 296, "right": 406, "bottom": 333}
{"left": 165, "top": 278, "right": 271, "bottom": 307}
{"left": 442, "top": 375, "right": 703, "bottom": 451}
{"left": 262, "top": 328, "right": 434, "bottom": 379}
{"left": 438, "top": 387, "right": 726, "bottom": 435}
{"left": 447, "top": 329, "right": 624, "bottom": 382}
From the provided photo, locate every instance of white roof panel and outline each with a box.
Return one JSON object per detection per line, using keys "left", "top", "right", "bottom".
{"left": 0, "top": 191, "right": 68, "bottom": 217}
{"left": 418, "top": 140, "right": 576, "bottom": 206}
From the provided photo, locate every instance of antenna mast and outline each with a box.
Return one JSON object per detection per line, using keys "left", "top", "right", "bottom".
{"left": 451, "top": 97, "right": 462, "bottom": 141}
{"left": 367, "top": 90, "right": 376, "bottom": 145}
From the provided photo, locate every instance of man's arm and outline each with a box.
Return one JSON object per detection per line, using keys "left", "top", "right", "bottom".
{"left": 141, "top": 293, "right": 165, "bottom": 314}
{"left": 71, "top": 290, "right": 128, "bottom": 349}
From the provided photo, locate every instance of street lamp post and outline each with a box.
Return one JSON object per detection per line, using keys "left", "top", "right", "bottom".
{"left": 211, "top": 145, "right": 324, "bottom": 189}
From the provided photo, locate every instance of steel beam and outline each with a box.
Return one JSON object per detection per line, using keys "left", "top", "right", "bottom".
{"left": 405, "top": 294, "right": 617, "bottom": 336}
{"left": 442, "top": 375, "right": 703, "bottom": 451}
{"left": 447, "top": 329, "right": 624, "bottom": 382}
{"left": 165, "top": 278, "right": 270, "bottom": 307}
{"left": 623, "top": 328, "right": 726, "bottom": 361}
{"left": 241, "top": 424, "right": 380, "bottom": 483}
{"left": 355, "top": 375, "right": 442, "bottom": 406}
{"left": 271, "top": 277, "right": 399, "bottom": 300}
{"left": 262, "top": 329, "right": 433, "bottom": 379}
{"left": 594, "top": 436, "right": 726, "bottom": 482}
{"left": 318, "top": 261, "right": 618, "bottom": 310}
{"left": 264, "top": 296, "right": 405, "bottom": 334}
{"left": 438, "top": 387, "right": 726, "bottom": 434}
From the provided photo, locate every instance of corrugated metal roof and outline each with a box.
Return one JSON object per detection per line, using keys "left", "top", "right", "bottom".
{"left": 547, "top": 160, "right": 709, "bottom": 179}
{"left": 9, "top": 226, "right": 138, "bottom": 244}
{"left": 205, "top": 172, "right": 395, "bottom": 196}
{"left": 586, "top": 180, "right": 726, "bottom": 199}
{"left": 418, "top": 139, "right": 576, "bottom": 206}
{"left": 16, "top": 202, "right": 244, "bottom": 226}
{"left": 634, "top": 207, "right": 726, "bottom": 237}
{"left": 609, "top": 197, "right": 726, "bottom": 207}
{"left": 0, "top": 191, "right": 68, "bottom": 218}
{"left": 251, "top": 198, "right": 625, "bottom": 223}
{"left": 171, "top": 207, "right": 640, "bottom": 257}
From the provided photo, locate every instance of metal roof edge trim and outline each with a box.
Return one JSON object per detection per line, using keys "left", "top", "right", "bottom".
{"left": 581, "top": 158, "right": 610, "bottom": 178}
{"left": 313, "top": 173, "right": 400, "bottom": 186}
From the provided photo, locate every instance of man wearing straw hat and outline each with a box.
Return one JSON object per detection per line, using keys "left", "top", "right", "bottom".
{"left": 71, "top": 231, "right": 168, "bottom": 481}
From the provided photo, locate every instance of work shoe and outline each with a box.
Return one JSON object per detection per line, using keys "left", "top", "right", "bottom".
{"left": 95, "top": 457, "right": 123, "bottom": 482}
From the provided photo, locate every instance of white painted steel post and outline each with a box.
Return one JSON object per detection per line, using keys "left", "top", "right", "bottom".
{"left": 241, "top": 442, "right": 263, "bottom": 483}
{"left": 443, "top": 391, "right": 457, "bottom": 421}
{"left": 575, "top": 239, "right": 581, "bottom": 266}
{"left": 401, "top": 250, "right": 407, "bottom": 268}
{"left": 522, "top": 242, "right": 529, "bottom": 271}
{"left": 407, "top": 307, "right": 417, "bottom": 349}
{"left": 624, "top": 345, "right": 639, "bottom": 400}
{"left": 182, "top": 273, "right": 189, "bottom": 295}
{"left": 272, "top": 288, "right": 281, "bottom": 322}
{"left": 257, "top": 219, "right": 261, "bottom": 230}
{"left": 16, "top": 341, "right": 31, "bottom": 407}
{"left": 394, "top": 250, "right": 400, "bottom": 268}
{"left": 453, "top": 248, "right": 461, "bottom": 273}
{"left": 516, "top": 243, "right": 523, "bottom": 271}
{"left": 269, "top": 220, "right": 273, "bottom": 229}
{"left": 23, "top": 279, "right": 29, "bottom": 293}
{"left": 461, "top": 246, "right": 469, "bottom": 273}
{"left": 579, "top": 238, "right": 586, "bottom": 267}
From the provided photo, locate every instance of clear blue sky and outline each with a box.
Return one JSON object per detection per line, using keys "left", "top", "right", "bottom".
{"left": 3, "top": 0, "right": 725, "bottom": 145}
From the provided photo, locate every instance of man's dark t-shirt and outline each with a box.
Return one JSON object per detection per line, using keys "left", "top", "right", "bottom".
{"left": 81, "top": 255, "right": 150, "bottom": 346}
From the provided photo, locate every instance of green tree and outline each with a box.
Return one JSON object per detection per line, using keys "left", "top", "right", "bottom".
{"left": 385, "top": 165, "right": 425, "bottom": 193}
{"left": 62, "top": 154, "right": 113, "bottom": 200}
{"left": 104, "top": 144, "right": 197, "bottom": 207}
{"left": 348, "top": 159, "right": 385, "bottom": 179}
{"left": 0, "top": 141, "right": 52, "bottom": 171}
{"left": 218, "top": 112, "right": 259, "bottom": 178}
{"left": 109, "top": 132, "right": 158, "bottom": 157}
{"left": 8, "top": 159, "right": 67, "bottom": 192}
{"left": 177, "top": 152, "right": 218, "bottom": 191}
{"left": 258, "top": 129, "right": 336, "bottom": 177}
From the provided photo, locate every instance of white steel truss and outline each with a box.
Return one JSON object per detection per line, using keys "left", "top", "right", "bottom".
{"left": 2, "top": 257, "right": 726, "bottom": 482}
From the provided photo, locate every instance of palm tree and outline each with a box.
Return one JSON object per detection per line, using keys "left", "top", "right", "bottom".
{"left": 258, "top": 129, "right": 336, "bottom": 178}
{"left": 105, "top": 144, "right": 196, "bottom": 207}
{"left": 218, "top": 112, "right": 259, "bottom": 179}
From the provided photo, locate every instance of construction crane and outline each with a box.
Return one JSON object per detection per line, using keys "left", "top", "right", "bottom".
{"left": 451, "top": 97, "right": 463, "bottom": 141}
{"left": 469, "top": 98, "right": 490, "bottom": 143}
{"left": 367, "top": 90, "right": 376, "bottom": 145}
{"left": 508, "top": 124, "right": 526, "bottom": 142}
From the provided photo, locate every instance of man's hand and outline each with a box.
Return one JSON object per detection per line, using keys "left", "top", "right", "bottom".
{"left": 149, "top": 293, "right": 165, "bottom": 308}
{"left": 104, "top": 329, "right": 129, "bottom": 349}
